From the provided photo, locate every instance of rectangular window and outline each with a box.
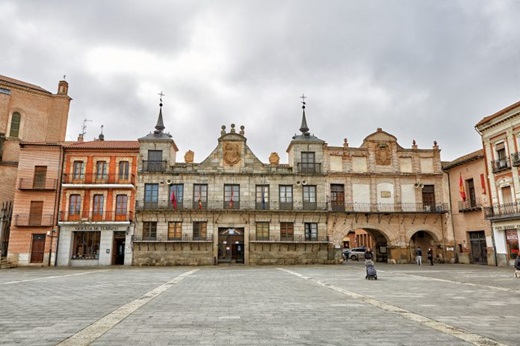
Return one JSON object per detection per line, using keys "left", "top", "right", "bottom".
{"left": 170, "top": 184, "right": 184, "bottom": 210}
{"left": 467, "top": 179, "right": 476, "bottom": 208}
{"left": 303, "top": 185, "right": 317, "bottom": 210}
{"left": 10, "top": 112, "right": 21, "bottom": 138}
{"left": 72, "top": 231, "right": 100, "bottom": 259}
{"left": 279, "top": 185, "right": 293, "bottom": 210}
{"left": 301, "top": 152, "right": 316, "bottom": 173}
{"left": 330, "top": 184, "right": 345, "bottom": 211}
{"left": 116, "top": 195, "right": 128, "bottom": 216}
{"left": 224, "top": 184, "right": 240, "bottom": 209}
{"left": 256, "top": 185, "right": 269, "bottom": 210}
{"left": 93, "top": 194, "right": 104, "bottom": 220}
{"left": 147, "top": 150, "right": 163, "bottom": 172}
{"left": 143, "top": 222, "right": 157, "bottom": 240}
{"left": 29, "top": 201, "right": 43, "bottom": 226}
{"left": 304, "top": 223, "right": 318, "bottom": 241}
{"left": 193, "top": 222, "right": 207, "bottom": 240}
{"left": 144, "top": 183, "right": 159, "bottom": 209}
{"left": 118, "top": 161, "right": 130, "bottom": 180}
{"left": 95, "top": 161, "right": 108, "bottom": 180}
{"left": 256, "top": 222, "right": 270, "bottom": 240}
{"left": 422, "top": 185, "right": 436, "bottom": 211}
{"left": 168, "top": 222, "right": 182, "bottom": 240}
{"left": 33, "top": 166, "right": 47, "bottom": 189}
{"left": 73, "top": 161, "right": 84, "bottom": 180}
{"left": 193, "top": 184, "right": 208, "bottom": 209}
{"left": 69, "top": 194, "right": 81, "bottom": 217}
{"left": 280, "top": 222, "right": 294, "bottom": 241}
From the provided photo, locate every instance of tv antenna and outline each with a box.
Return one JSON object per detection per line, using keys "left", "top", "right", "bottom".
{"left": 80, "top": 118, "right": 92, "bottom": 137}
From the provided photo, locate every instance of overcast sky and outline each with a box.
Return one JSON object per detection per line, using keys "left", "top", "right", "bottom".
{"left": 3, "top": 0, "right": 520, "bottom": 163}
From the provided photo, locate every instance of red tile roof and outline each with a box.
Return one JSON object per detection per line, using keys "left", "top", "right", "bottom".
{"left": 0, "top": 75, "right": 51, "bottom": 94}
{"left": 476, "top": 100, "right": 520, "bottom": 127}
{"left": 66, "top": 140, "right": 140, "bottom": 149}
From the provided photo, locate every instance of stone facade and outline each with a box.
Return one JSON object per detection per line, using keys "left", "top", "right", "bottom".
{"left": 134, "top": 104, "right": 452, "bottom": 266}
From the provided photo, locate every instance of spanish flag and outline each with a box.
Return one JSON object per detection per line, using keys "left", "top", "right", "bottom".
{"left": 229, "top": 188, "right": 234, "bottom": 208}
{"left": 459, "top": 173, "right": 467, "bottom": 201}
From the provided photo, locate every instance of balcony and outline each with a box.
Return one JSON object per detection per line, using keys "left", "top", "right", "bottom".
{"left": 512, "top": 152, "right": 520, "bottom": 167}
{"left": 484, "top": 202, "right": 520, "bottom": 219}
{"left": 58, "top": 210, "right": 134, "bottom": 222}
{"left": 458, "top": 200, "right": 481, "bottom": 212}
{"left": 62, "top": 173, "right": 135, "bottom": 185}
{"left": 250, "top": 234, "right": 328, "bottom": 242}
{"left": 133, "top": 233, "right": 213, "bottom": 242}
{"left": 491, "top": 158, "right": 510, "bottom": 173}
{"left": 142, "top": 160, "right": 167, "bottom": 173}
{"left": 19, "top": 178, "right": 57, "bottom": 190}
{"left": 136, "top": 200, "right": 184, "bottom": 211}
{"left": 344, "top": 202, "right": 448, "bottom": 213}
{"left": 296, "top": 162, "right": 322, "bottom": 174}
{"left": 14, "top": 214, "right": 54, "bottom": 227}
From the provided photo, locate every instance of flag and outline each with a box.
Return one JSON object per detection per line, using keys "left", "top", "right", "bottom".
{"left": 480, "top": 174, "right": 486, "bottom": 195}
{"left": 229, "top": 188, "right": 234, "bottom": 208}
{"left": 170, "top": 190, "right": 177, "bottom": 210}
{"left": 459, "top": 173, "right": 467, "bottom": 201}
{"left": 198, "top": 191, "right": 202, "bottom": 209}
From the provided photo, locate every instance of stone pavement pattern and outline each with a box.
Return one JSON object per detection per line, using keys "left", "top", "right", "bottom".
{"left": 0, "top": 263, "right": 519, "bottom": 345}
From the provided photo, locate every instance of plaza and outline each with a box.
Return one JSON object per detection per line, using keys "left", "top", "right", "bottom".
{"left": 1, "top": 263, "right": 518, "bottom": 345}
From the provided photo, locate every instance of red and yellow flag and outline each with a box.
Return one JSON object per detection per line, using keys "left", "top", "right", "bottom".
{"left": 170, "top": 190, "right": 177, "bottom": 210}
{"left": 459, "top": 173, "right": 467, "bottom": 201}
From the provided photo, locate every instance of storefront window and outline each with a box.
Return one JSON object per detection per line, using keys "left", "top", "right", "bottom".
{"left": 506, "top": 229, "right": 519, "bottom": 259}
{"left": 72, "top": 231, "right": 100, "bottom": 259}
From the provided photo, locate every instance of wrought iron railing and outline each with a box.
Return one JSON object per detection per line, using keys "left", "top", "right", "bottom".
{"left": 133, "top": 233, "right": 213, "bottom": 242}
{"left": 458, "top": 200, "right": 481, "bottom": 212}
{"left": 250, "top": 234, "right": 328, "bottom": 242}
{"left": 344, "top": 202, "right": 448, "bottom": 213}
{"left": 484, "top": 202, "right": 520, "bottom": 218}
{"left": 512, "top": 152, "right": 520, "bottom": 167}
{"left": 62, "top": 173, "right": 135, "bottom": 185}
{"left": 142, "top": 160, "right": 168, "bottom": 172}
{"left": 14, "top": 214, "right": 54, "bottom": 226}
{"left": 18, "top": 178, "right": 57, "bottom": 190}
{"left": 136, "top": 200, "right": 184, "bottom": 211}
{"left": 296, "top": 163, "right": 322, "bottom": 174}
{"left": 58, "top": 210, "right": 134, "bottom": 222}
{"left": 491, "top": 158, "right": 510, "bottom": 172}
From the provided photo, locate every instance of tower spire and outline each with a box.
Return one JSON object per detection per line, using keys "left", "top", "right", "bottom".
{"left": 299, "top": 93, "right": 309, "bottom": 136}
{"left": 154, "top": 91, "right": 165, "bottom": 134}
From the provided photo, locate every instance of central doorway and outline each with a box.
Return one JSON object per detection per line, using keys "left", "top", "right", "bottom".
{"left": 218, "top": 227, "right": 244, "bottom": 264}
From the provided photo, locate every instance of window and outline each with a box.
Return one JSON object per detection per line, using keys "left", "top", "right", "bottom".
{"left": 304, "top": 223, "right": 318, "bottom": 241}
{"left": 193, "top": 184, "right": 208, "bottom": 209}
{"left": 301, "top": 151, "right": 316, "bottom": 173}
{"left": 95, "top": 161, "right": 107, "bottom": 180}
{"left": 93, "top": 195, "right": 104, "bottom": 220}
{"left": 144, "top": 183, "right": 159, "bottom": 209}
{"left": 29, "top": 201, "right": 43, "bottom": 226}
{"left": 147, "top": 150, "right": 163, "bottom": 172}
{"left": 118, "top": 161, "right": 130, "bottom": 180}
{"left": 10, "top": 112, "right": 21, "bottom": 138}
{"left": 256, "top": 185, "right": 269, "bottom": 210}
{"left": 256, "top": 222, "right": 270, "bottom": 240}
{"left": 422, "top": 185, "right": 435, "bottom": 211}
{"left": 33, "top": 166, "right": 47, "bottom": 189}
{"left": 280, "top": 222, "right": 294, "bottom": 241}
{"left": 303, "top": 185, "right": 317, "bottom": 210}
{"left": 143, "top": 222, "right": 157, "bottom": 240}
{"left": 69, "top": 194, "right": 81, "bottom": 216}
{"left": 467, "top": 179, "right": 477, "bottom": 208}
{"left": 330, "top": 184, "right": 345, "bottom": 211}
{"left": 170, "top": 184, "right": 183, "bottom": 210}
{"left": 224, "top": 184, "right": 240, "bottom": 209}
{"left": 73, "top": 161, "right": 84, "bottom": 180}
{"left": 193, "top": 222, "right": 207, "bottom": 240}
{"left": 279, "top": 185, "right": 293, "bottom": 210}
{"left": 168, "top": 222, "right": 182, "bottom": 240}
{"left": 72, "top": 231, "right": 100, "bottom": 259}
{"left": 116, "top": 195, "right": 128, "bottom": 216}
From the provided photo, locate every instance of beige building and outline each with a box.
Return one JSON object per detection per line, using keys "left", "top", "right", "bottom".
{"left": 476, "top": 100, "right": 520, "bottom": 266}
{"left": 134, "top": 102, "right": 454, "bottom": 265}
{"left": 0, "top": 75, "right": 71, "bottom": 258}
{"left": 442, "top": 150, "right": 494, "bottom": 265}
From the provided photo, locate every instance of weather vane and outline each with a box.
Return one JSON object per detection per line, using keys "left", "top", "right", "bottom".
{"left": 300, "top": 93, "right": 307, "bottom": 109}
{"left": 158, "top": 91, "right": 165, "bottom": 105}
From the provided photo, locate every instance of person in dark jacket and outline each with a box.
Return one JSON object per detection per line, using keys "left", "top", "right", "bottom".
{"left": 515, "top": 255, "right": 520, "bottom": 270}
{"left": 364, "top": 248, "right": 374, "bottom": 261}
{"left": 427, "top": 248, "right": 434, "bottom": 266}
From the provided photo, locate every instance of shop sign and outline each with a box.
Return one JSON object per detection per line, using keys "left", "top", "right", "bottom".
{"left": 73, "top": 225, "right": 121, "bottom": 231}
{"left": 506, "top": 230, "right": 518, "bottom": 241}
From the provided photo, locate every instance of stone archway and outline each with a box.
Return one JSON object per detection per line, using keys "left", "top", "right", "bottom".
{"left": 339, "top": 227, "right": 390, "bottom": 262}
{"left": 409, "top": 229, "right": 440, "bottom": 264}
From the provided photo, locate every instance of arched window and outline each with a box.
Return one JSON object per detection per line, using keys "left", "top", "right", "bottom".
{"left": 10, "top": 112, "right": 21, "bottom": 137}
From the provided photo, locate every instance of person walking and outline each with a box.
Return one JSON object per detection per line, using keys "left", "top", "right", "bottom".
{"left": 364, "top": 247, "right": 374, "bottom": 263}
{"left": 415, "top": 247, "right": 422, "bottom": 265}
{"left": 427, "top": 248, "right": 434, "bottom": 266}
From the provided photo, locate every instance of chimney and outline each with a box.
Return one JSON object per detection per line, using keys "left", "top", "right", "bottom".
{"left": 77, "top": 133, "right": 84, "bottom": 143}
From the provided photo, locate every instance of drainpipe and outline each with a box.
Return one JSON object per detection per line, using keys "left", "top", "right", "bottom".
{"left": 52, "top": 144, "right": 65, "bottom": 266}
{"left": 446, "top": 170, "right": 457, "bottom": 263}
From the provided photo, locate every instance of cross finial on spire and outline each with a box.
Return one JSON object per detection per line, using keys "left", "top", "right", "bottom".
{"left": 158, "top": 91, "right": 165, "bottom": 106}
{"left": 63, "top": 74, "right": 66, "bottom": 80}
{"left": 299, "top": 93, "right": 309, "bottom": 135}
{"left": 300, "top": 93, "right": 307, "bottom": 109}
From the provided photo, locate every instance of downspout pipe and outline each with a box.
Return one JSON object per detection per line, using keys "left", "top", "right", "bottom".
{"left": 52, "top": 144, "right": 65, "bottom": 266}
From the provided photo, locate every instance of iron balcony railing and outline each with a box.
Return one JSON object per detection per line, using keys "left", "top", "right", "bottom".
{"left": 458, "top": 200, "right": 481, "bottom": 212}
{"left": 14, "top": 214, "right": 54, "bottom": 227}
{"left": 58, "top": 210, "right": 134, "bottom": 222}
{"left": 136, "top": 200, "right": 185, "bottom": 211}
{"left": 491, "top": 158, "right": 510, "bottom": 173}
{"left": 18, "top": 178, "right": 57, "bottom": 190}
{"left": 62, "top": 173, "right": 135, "bottom": 185}
{"left": 250, "top": 234, "right": 328, "bottom": 242}
{"left": 142, "top": 160, "right": 168, "bottom": 173}
{"left": 512, "top": 152, "right": 520, "bottom": 167}
{"left": 296, "top": 163, "right": 322, "bottom": 174}
{"left": 344, "top": 202, "right": 448, "bottom": 213}
{"left": 133, "top": 233, "right": 214, "bottom": 242}
{"left": 484, "top": 202, "right": 520, "bottom": 218}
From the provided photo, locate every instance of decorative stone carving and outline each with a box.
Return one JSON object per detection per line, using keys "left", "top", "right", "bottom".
{"left": 376, "top": 143, "right": 391, "bottom": 165}
{"left": 184, "top": 150, "right": 194, "bottom": 163}
{"left": 269, "top": 152, "right": 280, "bottom": 165}
{"left": 223, "top": 142, "right": 241, "bottom": 165}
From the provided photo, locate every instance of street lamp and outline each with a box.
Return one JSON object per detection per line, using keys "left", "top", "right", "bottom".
{"left": 47, "top": 229, "right": 57, "bottom": 266}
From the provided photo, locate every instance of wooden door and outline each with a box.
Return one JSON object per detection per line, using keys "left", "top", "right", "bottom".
{"left": 30, "top": 234, "right": 46, "bottom": 263}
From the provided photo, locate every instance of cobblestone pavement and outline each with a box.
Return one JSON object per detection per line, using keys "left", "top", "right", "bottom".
{"left": 1, "top": 263, "right": 519, "bottom": 346}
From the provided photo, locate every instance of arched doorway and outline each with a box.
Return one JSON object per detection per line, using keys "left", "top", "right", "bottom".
{"left": 341, "top": 228, "right": 389, "bottom": 262}
{"left": 409, "top": 230, "right": 439, "bottom": 263}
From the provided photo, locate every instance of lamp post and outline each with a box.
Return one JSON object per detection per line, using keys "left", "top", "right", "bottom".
{"left": 47, "top": 229, "right": 56, "bottom": 266}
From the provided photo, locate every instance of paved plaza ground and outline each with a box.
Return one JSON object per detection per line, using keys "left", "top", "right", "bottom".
{"left": 1, "top": 262, "right": 519, "bottom": 345}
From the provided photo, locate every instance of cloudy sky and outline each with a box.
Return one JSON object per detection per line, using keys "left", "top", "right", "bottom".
{"left": 2, "top": 0, "right": 520, "bottom": 163}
